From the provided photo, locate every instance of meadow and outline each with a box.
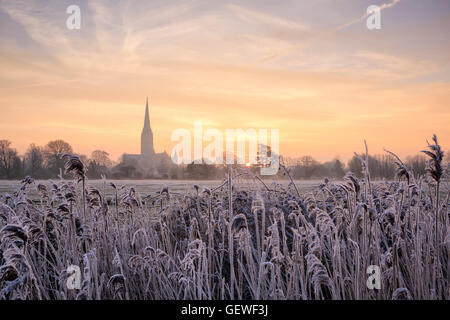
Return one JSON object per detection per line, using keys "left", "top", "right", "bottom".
{"left": 0, "top": 137, "right": 448, "bottom": 300}
{"left": 0, "top": 179, "right": 320, "bottom": 200}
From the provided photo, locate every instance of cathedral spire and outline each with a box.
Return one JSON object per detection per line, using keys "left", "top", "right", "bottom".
{"left": 141, "top": 97, "right": 155, "bottom": 156}
{"left": 144, "top": 97, "right": 150, "bottom": 129}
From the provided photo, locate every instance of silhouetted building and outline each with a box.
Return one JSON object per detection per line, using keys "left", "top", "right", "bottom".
{"left": 123, "top": 98, "right": 171, "bottom": 177}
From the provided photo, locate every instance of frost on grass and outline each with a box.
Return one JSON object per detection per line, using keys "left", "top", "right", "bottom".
{"left": 0, "top": 136, "right": 448, "bottom": 300}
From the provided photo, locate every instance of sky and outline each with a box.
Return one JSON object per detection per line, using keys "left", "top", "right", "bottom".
{"left": 0, "top": 0, "right": 449, "bottom": 162}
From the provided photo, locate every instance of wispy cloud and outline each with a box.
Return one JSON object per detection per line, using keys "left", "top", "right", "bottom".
{"left": 0, "top": 0, "right": 448, "bottom": 160}
{"left": 261, "top": 0, "right": 403, "bottom": 63}
{"left": 0, "top": 0, "right": 72, "bottom": 51}
{"left": 225, "top": 3, "right": 309, "bottom": 32}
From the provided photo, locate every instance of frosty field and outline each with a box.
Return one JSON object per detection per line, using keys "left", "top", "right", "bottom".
{"left": 0, "top": 179, "right": 321, "bottom": 201}
{"left": 0, "top": 143, "right": 448, "bottom": 300}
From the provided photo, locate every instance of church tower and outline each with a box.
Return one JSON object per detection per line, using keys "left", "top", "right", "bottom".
{"left": 141, "top": 97, "right": 155, "bottom": 156}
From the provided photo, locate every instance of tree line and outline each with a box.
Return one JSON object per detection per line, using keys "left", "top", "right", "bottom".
{"left": 0, "top": 139, "right": 446, "bottom": 180}
{"left": 281, "top": 154, "right": 431, "bottom": 180}
{"left": 0, "top": 139, "right": 112, "bottom": 180}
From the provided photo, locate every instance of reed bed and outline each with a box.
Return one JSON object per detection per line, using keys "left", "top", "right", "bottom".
{"left": 0, "top": 136, "right": 448, "bottom": 300}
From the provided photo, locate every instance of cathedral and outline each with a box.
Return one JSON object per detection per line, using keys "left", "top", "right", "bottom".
{"left": 122, "top": 98, "right": 172, "bottom": 177}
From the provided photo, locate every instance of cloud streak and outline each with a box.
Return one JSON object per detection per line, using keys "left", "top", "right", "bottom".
{"left": 0, "top": 0, "right": 448, "bottom": 161}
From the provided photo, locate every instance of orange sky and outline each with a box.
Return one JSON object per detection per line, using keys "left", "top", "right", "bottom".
{"left": 0, "top": 0, "right": 449, "bottom": 162}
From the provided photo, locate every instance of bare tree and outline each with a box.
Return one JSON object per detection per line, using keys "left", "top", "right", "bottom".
{"left": 91, "top": 150, "right": 112, "bottom": 167}
{"left": 25, "top": 143, "right": 44, "bottom": 178}
{"left": 348, "top": 154, "right": 363, "bottom": 178}
{"left": 333, "top": 159, "right": 345, "bottom": 179}
{"left": 0, "top": 140, "right": 19, "bottom": 179}
{"left": 300, "top": 155, "right": 318, "bottom": 179}
{"left": 406, "top": 154, "right": 427, "bottom": 177}
{"left": 44, "top": 140, "right": 73, "bottom": 176}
